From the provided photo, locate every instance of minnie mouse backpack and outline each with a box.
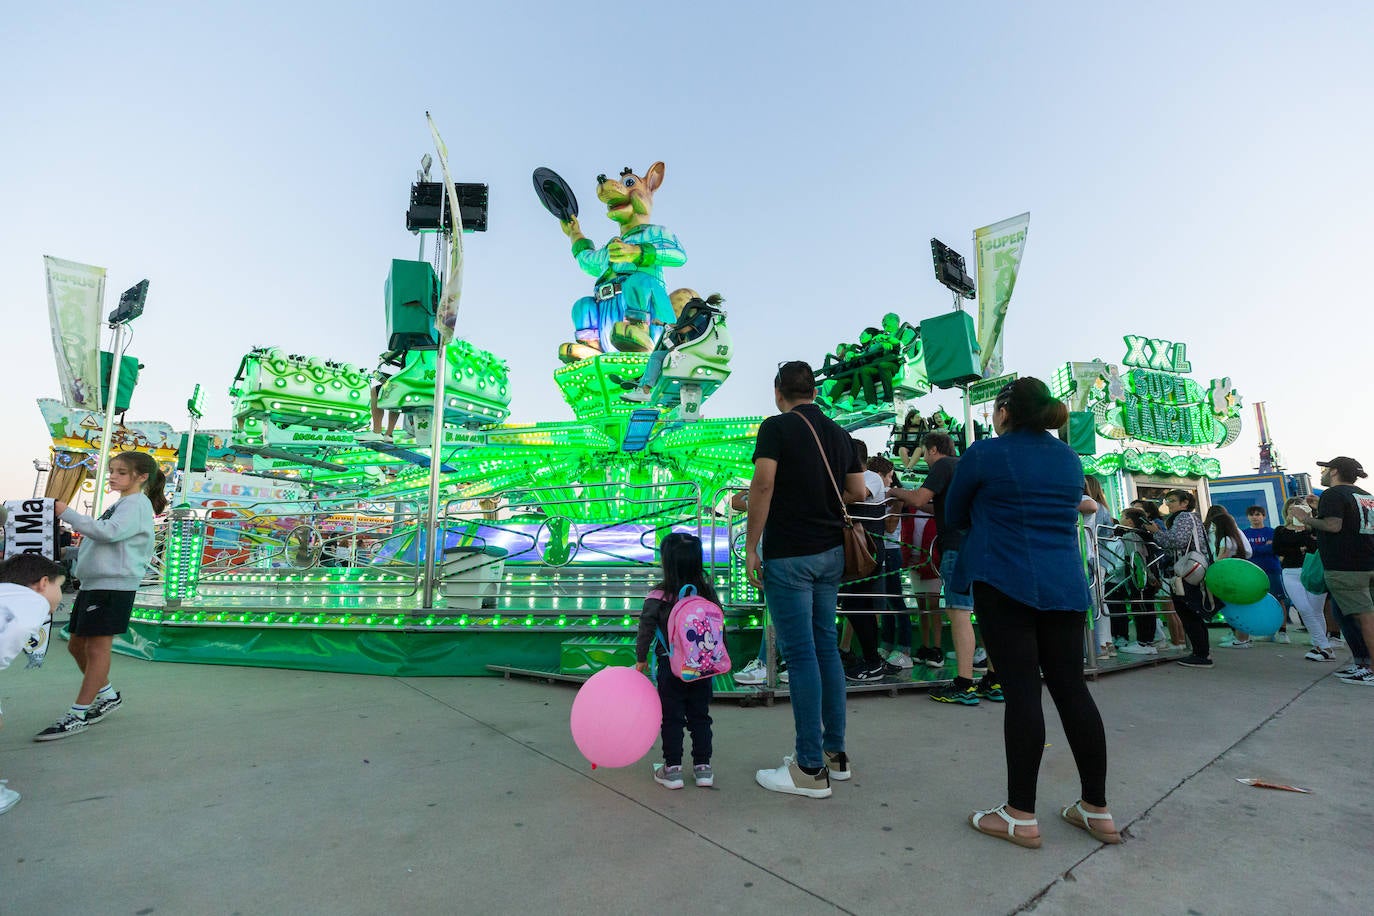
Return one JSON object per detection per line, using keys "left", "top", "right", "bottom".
{"left": 655, "top": 584, "right": 731, "bottom": 682}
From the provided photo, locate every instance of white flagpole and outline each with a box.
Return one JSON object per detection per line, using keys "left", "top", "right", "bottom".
{"left": 92, "top": 321, "right": 126, "bottom": 516}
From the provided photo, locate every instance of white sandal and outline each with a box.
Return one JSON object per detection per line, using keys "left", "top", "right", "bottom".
{"left": 969, "top": 803, "right": 1042, "bottom": 849}
{"left": 1060, "top": 800, "right": 1121, "bottom": 844}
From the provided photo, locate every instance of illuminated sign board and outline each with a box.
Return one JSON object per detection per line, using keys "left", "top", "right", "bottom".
{"left": 1082, "top": 336, "right": 1241, "bottom": 449}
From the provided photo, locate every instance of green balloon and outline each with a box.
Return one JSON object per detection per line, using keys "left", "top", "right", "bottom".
{"left": 1204, "top": 558, "right": 1269, "bottom": 605}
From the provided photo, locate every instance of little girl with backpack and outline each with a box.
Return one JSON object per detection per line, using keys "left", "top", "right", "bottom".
{"left": 634, "top": 531, "right": 728, "bottom": 790}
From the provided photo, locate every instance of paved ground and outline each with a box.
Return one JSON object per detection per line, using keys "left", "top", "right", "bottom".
{"left": 1, "top": 635, "right": 1368, "bottom": 915}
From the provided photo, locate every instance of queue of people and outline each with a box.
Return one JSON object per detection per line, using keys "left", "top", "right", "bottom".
{"left": 655, "top": 358, "right": 1373, "bottom": 851}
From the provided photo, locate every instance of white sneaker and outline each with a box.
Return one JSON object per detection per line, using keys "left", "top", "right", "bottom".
{"left": 1119, "top": 642, "right": 1158, "bottom": 656}
{"left": 1334, "top": 664, "right": 1362, "bottom": 677}
{"left": 1227, "top": 640, "right": 1253, "bottom": 649}
{"left": 0, "top": 781, "right": 19, "bottom": 816}
{"left": 887, "top": 651, "right": 914, "bottom": 669}
{"left": 733, "top": 659, "right": 766, "bottom": 686}
{"left": 1273, "top": 631, "right": 1291, "bottom": 644}
{"left": 778, "top": 668, "right": 789, "bottom": 685}
{"left": 1113, "top": 637, "right": 1129, "bottom": 648}
{"left": 755, "top": 755, "right": 831, "bottom": 798}
{"left": 972, "top": 648, "right": 988, "bottom": 670}
{"left": 1169, "top": 643, "right": 1189, "bottom": 651}
{"left": 1304, "top": 647, "right": 1335, "bottom": 662}
{"left": 1336, "top": 666, "right": 1372, "bottom": 681}
{"left": 1339, "top": 669, "right": 1374, "bottom": 686}
{"left": 1329, "top": 635, "right": 1345, "bottom": 646}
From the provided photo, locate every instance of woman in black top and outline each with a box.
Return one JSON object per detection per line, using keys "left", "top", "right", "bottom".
{"left": 1273, "top": 496, "right": 1333, "bottom": 660}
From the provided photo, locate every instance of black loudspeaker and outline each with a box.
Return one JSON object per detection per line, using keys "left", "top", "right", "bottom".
{"left": 406, "top": 182, "right": 489, "bottom": 233}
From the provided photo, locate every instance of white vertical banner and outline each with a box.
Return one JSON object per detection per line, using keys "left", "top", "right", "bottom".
{"left": 973, "top": 212, "right": 1030, "bottom": 377}
{"left": 425, "top": 112, "right": 465, "bottom": 343}
{"left": 44, "top": 256, "right": 107, "bottom": 410}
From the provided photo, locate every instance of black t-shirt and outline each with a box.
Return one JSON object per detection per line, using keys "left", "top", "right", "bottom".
{"left": 1316, "top": 484, "right": 1374, "bottom": 571}
{"left": 752, "top": 403, "right": 863, "bottom": 560}
{"left": 921, "top": 456, "right": 963, "bottom": 552}
{"left": 1271, "top": 525, "right": 1316, "bottom": 569}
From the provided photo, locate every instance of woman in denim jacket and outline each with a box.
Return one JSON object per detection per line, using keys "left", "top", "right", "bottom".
{"left": 945, "top": 377, "right": 1118, "bottom": 849}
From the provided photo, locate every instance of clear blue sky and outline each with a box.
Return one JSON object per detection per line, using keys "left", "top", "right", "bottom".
{"left": 3, "top": 2, "right": 1370, "bottom": 499}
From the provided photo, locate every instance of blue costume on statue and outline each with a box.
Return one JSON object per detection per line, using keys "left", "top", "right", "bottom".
{"left": 570, "top": 224, "right": 686, "bottom": 354}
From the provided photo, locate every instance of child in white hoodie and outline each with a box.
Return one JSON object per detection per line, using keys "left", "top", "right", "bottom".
{"left": 36, "top": 452, "right": 165, "bottom": 741}
{"left": 0, "top": 553, "right": 67, "bottom": 812}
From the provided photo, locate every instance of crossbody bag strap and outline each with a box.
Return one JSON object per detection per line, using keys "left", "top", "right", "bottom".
{"left": 792, "top": 410, "right": 855, "bottom": 524}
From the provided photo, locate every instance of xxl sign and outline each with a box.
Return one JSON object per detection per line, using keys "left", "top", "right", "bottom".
{"left": 1086, "top": 336, "right": 1242, "bottom": 449}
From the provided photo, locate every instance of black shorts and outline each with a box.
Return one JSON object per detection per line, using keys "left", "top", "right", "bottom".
{"left": 69, "top": 590, "right": 136, "bottom": 637}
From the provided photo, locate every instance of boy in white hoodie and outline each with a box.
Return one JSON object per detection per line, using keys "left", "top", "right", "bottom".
{"left": 0, "top": 554, "right": 67, "bottom": 813}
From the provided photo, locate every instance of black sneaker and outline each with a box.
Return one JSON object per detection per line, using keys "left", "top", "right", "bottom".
{"left": 34, "top": 713, "right": 89, "bottom": 741}
{"left": 974, "top": 676, "right": 1004, "bottom": 702}
{"left": 922, "top": 646, "right": 947, "bottom": 669}
{"left": 882, "top": 660, "right": 903, "bottom": 676}
{"left": 839, "top": 649, "right": 861, "bottom": 670}
{"left": 929, "top": 682, "right": 979, "bottom": 705}
{"left": 1177, "top": 655, "right": 1214, "bottom": 668}
{"left": 823, "top": 750, "right": 852, "bottom": 781}
{"left": 845, "top": 660, "right": 887, "bottom": 682}
{"left": 85, "top": 692, "right": 123, "bottom": 724}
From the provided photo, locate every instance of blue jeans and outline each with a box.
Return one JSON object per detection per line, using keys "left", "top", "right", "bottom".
{"left": 878, "top": 546, "right": 913, "bottom": 649}
{"left": 762, "top": 545, "right": 846, "bottom": 769}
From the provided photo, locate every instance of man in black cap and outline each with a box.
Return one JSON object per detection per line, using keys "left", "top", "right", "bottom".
{"left": 1295, "top": 457, "right": 1374, "bottom": 686}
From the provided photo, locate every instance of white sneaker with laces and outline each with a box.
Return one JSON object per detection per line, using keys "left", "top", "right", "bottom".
{"left": 1339, "top": 669, "right": 1374, "bottom": 686}
{"left": 1119, "top": 642, "right": 1158, "bottom": 656}
{"left": 1227, "top": 640, "right": 1253, "bottom": 649}
{"left": 733, "top": 659, "right": 766, "bottom": 686}
{"left": 1304, "top": 647, "right": 1335, "bottom": 662}
{"left": 1336, "top": 666, "right": 1372, "bottom": 681}
{"left": 888, "top": 651, "right": 914, "bottom": 669}
{"left": 1273, "top": 631, "right": 1291, "bottom": 644}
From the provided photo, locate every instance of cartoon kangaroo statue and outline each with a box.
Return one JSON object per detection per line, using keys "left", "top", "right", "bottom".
{"left": 545, "top": 163, "right": 687, "bottom": 363}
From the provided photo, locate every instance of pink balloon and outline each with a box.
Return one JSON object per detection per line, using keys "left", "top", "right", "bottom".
{"left": 569, "top": 666, "right": 662, "bottom": 769}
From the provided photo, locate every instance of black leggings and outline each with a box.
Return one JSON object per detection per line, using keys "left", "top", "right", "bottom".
{"left": 1107, "top": 583, "right": 1158, "bottom": 644}
{"left": 1171, "top": 580, "right": 1211, "bottom": 659}
{"left": 974, "top": 583, "right": 1108, "bottom": 812}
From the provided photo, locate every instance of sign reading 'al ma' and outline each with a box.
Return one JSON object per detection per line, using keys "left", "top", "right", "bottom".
{"left": 1085, "top": 335, "right": 1242, "bottom": 449}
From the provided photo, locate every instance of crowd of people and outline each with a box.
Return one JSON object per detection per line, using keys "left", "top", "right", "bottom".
{"left": 630, "top": 360, "right": 1371, "bottom": 853}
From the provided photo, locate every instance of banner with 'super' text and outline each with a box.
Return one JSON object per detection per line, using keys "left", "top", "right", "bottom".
{"left": 974, "top": 213, "right": 1029, "bottom": 378}
{"left": 44, "top": 256, "right": 107, "bottom": 410}
{"left": 426, "top": 112, "right": 465, "bottom": 343}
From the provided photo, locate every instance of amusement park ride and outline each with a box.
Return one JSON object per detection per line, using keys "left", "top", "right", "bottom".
{"left": 26, "top": 137, "right": 1243, "bottom": 690}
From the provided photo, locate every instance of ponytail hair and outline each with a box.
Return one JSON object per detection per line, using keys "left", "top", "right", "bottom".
{"left": 111, "top": 451, "right": 169, "bottom": 515}
{"left": 994, "top": 376, "right": 1069, "bottom": 433}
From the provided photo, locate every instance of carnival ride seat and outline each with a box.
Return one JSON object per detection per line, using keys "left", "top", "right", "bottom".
{"left": 648, "top": 300, "right": 732, "bottom": 414}
{"left": 376, "top": 338, "right": 511, "bottom": 429}
{"left": 230, "top": 348, "right": 371, "bottom": 432}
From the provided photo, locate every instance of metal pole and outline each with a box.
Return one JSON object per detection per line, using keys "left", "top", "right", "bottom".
{"left": 177, "top": 413, "right": 199, "bottom": 507}
{"left": 420, "top": 196, "right": 450, "bottom": 609}
{"left": 92, "top": 321, "right": 126, "bottom": 516}
{"left": 952, "top": 288, "right": 974, "bottom": 450}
